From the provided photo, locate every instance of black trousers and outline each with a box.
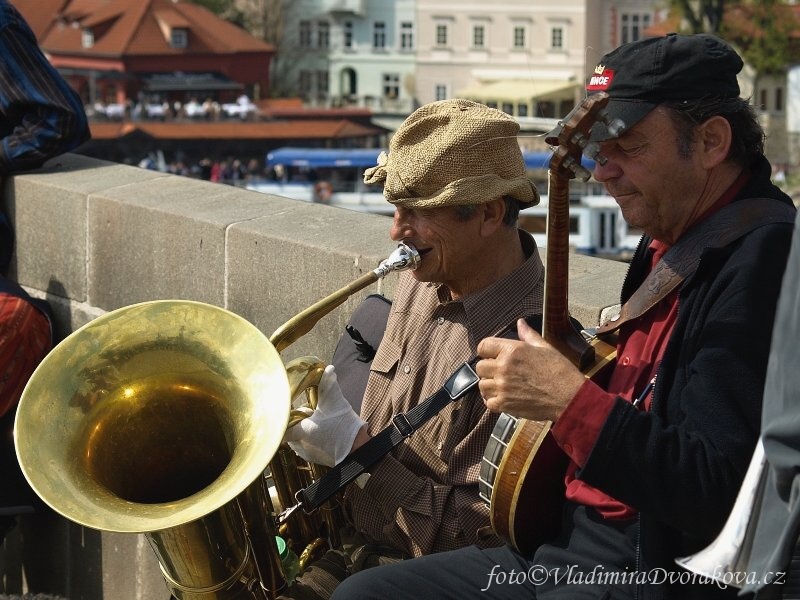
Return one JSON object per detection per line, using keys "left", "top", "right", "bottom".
{"left": 331, "top": 503, "right": 639, "bottom": 600}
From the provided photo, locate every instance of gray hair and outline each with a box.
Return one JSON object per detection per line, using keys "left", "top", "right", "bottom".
{"left": 454, "top": 196, "right": 522, "bottom": 226}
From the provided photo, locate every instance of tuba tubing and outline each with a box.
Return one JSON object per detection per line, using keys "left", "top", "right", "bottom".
{"left": 266, "top": 241, "right": 419, "bottom": 564}
{"left": 269, "top": 241, "right": 419, "bottom": 352}
{"left": 675, "top": 439, "right": 767, "bottom": 587}
{"left": 14, "top": 243, "right": 419, "bottom": 600}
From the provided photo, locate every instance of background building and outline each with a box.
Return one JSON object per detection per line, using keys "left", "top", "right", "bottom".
{"left": 16, "top": 0, "right": 275, "bottom": 109}
{"left": 273, "top": 0, "right": 662, "bottom": 133}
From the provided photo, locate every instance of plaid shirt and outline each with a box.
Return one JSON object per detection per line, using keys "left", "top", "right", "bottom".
{"left": 0, "top": 291, "right": 50, "bottom": 417}
{"left": 346, "top": 231, "right": 544, "bottom": 557}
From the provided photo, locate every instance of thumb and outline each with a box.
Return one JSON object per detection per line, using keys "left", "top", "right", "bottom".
{"left": 318, "top": 364, "right": 341, "bottom": 403}
{"left": 517, "top": 318, "right": 543, "bottom": 345}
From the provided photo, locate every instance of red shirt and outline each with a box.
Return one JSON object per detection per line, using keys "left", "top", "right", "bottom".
{"left": 0, "top": 293, "right": 51, "bottom": 417}
{"left": 551, "top": 173, "right": 748, "bottom": 519}
{"left": 552, "top": 240, "right": 677, "bottom": 518}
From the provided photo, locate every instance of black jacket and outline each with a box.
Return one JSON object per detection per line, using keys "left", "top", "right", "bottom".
{"left": 579, "top": 156, "right": 796, "bottom": 600}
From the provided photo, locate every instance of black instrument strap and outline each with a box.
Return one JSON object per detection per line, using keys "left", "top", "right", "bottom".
{"left": 296, "top": 361, "right": 480, "bottom": 513}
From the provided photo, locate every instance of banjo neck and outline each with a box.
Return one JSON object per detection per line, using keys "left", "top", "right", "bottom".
{"left": 543, "top": 168, "right": 595, "bottom": 371}
{"left": 541, "top": 93, "right": 612, "bottom": 370}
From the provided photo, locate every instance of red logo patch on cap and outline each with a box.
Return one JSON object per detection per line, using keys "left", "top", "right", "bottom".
{"left": 586, "top": 65, "right": 614, "bottom": 91}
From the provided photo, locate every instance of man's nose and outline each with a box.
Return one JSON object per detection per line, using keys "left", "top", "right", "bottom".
{"left": 592, "top": 154, "right": 621, "bottom": 183}
{"left": 390, "top": 210, "right": 413, "bottom": 241}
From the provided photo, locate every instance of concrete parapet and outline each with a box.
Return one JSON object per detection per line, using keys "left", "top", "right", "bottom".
{"left": 1, "top": 154, "right": 627, "bottom": 599}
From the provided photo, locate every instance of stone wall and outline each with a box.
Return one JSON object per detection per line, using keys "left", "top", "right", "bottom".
{"left": 0, "top": 154, "right": 627, "bottom": 599}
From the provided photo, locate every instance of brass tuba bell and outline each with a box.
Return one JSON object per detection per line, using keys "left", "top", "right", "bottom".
{"left": 15, "top": 300, "right": 291, "bottom": 599}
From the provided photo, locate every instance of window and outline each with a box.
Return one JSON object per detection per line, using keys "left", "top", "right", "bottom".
{"left": 318, "top": 21, "right": 330, "bottom": 48}
{"left": 299, "top": 70, "right": 312, "bottom": 94}
{"left": 537, "top": 101, "right": 555, "bottom": 118}
{"left": 373, "top": 21, "right": 386, "bottom": 49}
{"left": 760, "top": 89, "right": 768, "bottom": 110}
{"left": 473, "top": 25, "right": 485, "bottom": 48}
{"left": 517, "top": 103, "right": 529, "bottom": 117}
{"left": 621, "top": 13, "right": 651, "bottom": 45}
{"left": 436, "top": 24, "right": 448, "bottom": 47}
{"left": 383, "top": 73, "right": 400, "bottom": 99}
{"left": 435, "top": 84, "right": 447, "bottom": 101}
{"left": 299, "top": 21, "right": 312, "bottom": 48}
{"left": 81, "top": 28, "right": 94, "bottom": 48}
{"left": 344, "top": 21, "right": 354, "bottom": 48}
{"left": 400, "top": 22, "right": 414, "bottom": 50}
{"left": 551, "top": 26, "right": 563, "bottom": 50}
{"left": 170, "top": 28, "right": 188, "bottom": 49}
{"left": 513, "top": 26, "right": 526, "bottom": 49}
{"left": 501, "top": 102, "right": 514, "bottom": 115}
{"left": 317, "top": 71, "right": 329, "bottom": 94}
{"left": 776, "top": 87, "right": 784, "bottom": 112}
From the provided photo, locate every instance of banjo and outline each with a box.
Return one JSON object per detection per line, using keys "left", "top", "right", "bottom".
{"left": 478, "top": 92, "right": 619, "bottom": 554}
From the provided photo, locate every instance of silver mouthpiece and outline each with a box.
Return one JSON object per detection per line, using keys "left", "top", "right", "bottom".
{"left": 374, "top": 242, "right": 420, "bottom": 278}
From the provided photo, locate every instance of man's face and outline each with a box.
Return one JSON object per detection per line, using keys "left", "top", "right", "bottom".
{"left": 389, "top": 204, "right": 482, "bottom": 298}
{"left": 593, "top": 107, "right": 709, "bottom": 245}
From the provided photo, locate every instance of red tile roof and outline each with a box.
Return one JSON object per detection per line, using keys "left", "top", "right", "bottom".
{"left": 15, "top": 0, "right": 69, "bottom": 38}
{"left": 14, "top": 0, "right": 274, "bottom": 57}
{"left": 88, "top": 119, "right": 384, "bottom": 141}
{"left": 254, "top": 99, "right": 375, "bottom": 121}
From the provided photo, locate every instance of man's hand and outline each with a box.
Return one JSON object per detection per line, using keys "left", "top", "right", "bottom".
{"left": 283, "top": 365, "right": 366, "bottom": 467}
{"left": 475, "top": 318, "right": 585, "bottom": 422}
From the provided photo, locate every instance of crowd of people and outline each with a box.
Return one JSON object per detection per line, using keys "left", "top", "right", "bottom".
{"left": 137, "top": 154, "right": 265, "bottom": 184}
{"left": 2, "top": 0, "right": 800, "bottom": 596}
{"left": 139, "top": 154, "right": 330, "bottom": 190}
{"left": 87, "top": 93, "right": 259, "bottom": 123}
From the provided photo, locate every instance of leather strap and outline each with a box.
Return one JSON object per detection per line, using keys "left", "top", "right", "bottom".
{"left": 296, "top": 361, "right": 480, "bottom": 513}
{"left": 597, "top": 198, "right": 796, "bottom": 336}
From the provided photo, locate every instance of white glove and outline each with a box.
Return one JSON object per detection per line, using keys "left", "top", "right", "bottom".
{"left": 284, "top": 364, "right": 366, "bottom": 467}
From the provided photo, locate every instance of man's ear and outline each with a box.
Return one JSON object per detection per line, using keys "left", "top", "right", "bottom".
{"left": 699, "top": 115, "right": 733, "bottom": 169}
{"left": 480, "top": 197, "right": 507, "bottom": 236}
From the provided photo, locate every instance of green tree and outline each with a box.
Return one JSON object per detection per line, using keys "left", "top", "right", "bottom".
{"left": 668, "top": 0, "right": 727, "bottom": 33}
{"left": 183, "top": 0, "right": 296, "bottom": 97}
{"left": 665, "top": 1, "right": 798, "bottom": 85}
{"left": 186, "top": 0, "right": 233, "bottom": 15}
{"left": 226, "top": 1, "right": 321, "bottom": 99}
{"left": 185, "top": 0, "right": 247, "bottom": 28}
{"left": 722, "top": 1, "right": 799, "bottom": 78}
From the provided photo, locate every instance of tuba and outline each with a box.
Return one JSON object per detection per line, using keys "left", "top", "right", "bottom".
{"left": 14, "top": 243, "right": 419, "bottom": 600}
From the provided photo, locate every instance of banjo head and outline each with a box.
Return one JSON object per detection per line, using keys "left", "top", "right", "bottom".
{"left": 478, "top": 413, "right": 568, "bottom": 554}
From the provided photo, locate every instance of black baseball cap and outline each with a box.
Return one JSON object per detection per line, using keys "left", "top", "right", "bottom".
{"left": 586, "top": 33, "right": 744, "bottom": 141}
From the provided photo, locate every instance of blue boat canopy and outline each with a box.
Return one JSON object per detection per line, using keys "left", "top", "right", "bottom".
{"left": 266, "top": 147, "right": 594, "bottom": 170}
{"left": 266, "top": 147, "right": 383, "bottom": 168}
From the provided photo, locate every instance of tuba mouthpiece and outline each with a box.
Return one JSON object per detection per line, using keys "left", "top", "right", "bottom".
{"left": 374, "top": 242, "right": 420, "bottom": 278}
